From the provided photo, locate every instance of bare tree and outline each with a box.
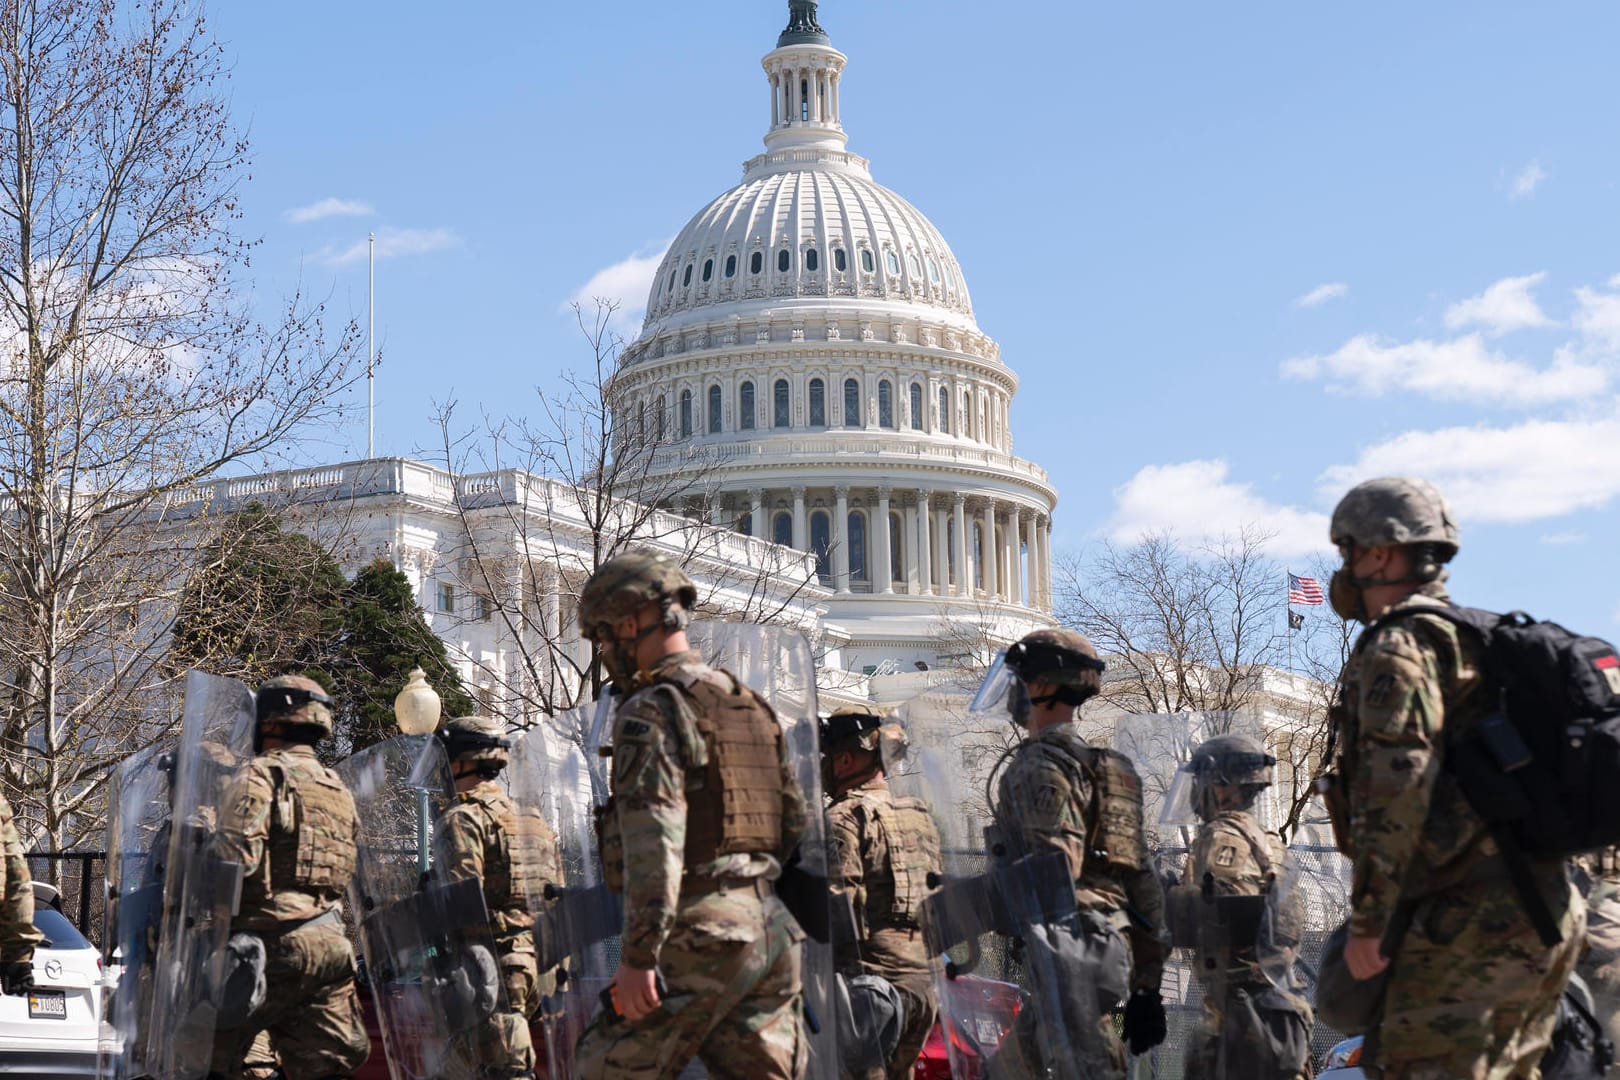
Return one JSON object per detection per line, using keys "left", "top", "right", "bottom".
{"left": 0, "top": 0, "right": 360, "bottom": 855}
{"left": 426, "top": 299, "right": 816, "bottom": 742}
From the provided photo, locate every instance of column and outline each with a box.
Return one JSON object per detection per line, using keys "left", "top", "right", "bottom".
{"left": 831, "top": 71, "right": 841, "bottom": 124}
{"left": 750, "top": 488, "right": 765, "bottom": 540}
{"left": 875, "top": 486, "right": 893, "bottom": 594}
{"left": 934, "top": 506, "right": 950, "bottom": 593}
{"left": 915, "top": 490, "right": 932, "bottom": 596}
{"left": 792, "top": 486, "right": 807, "bottom": 551}
{"left": 707, "top": 496, "right": 723, "bottom": 526}
{"left": 833, "top": 485, "right": 851, "bottom": 594}
{"left": 1037, "top": 516, "right": 1052, "bottom": 610}
{"left": 1024, "top": 511, "right": 1038, "bottom": 609}
{"left": 982, "top": 498, "right": 999, "bottom": 600}
{"left": 902, "top": 498, "right": 918, "bottom": 593}
{"left": 809, "top": 69, "right": 821, "bottom": 122}
{"left": 952, "top": 494, "right": 969, "bottom": 597}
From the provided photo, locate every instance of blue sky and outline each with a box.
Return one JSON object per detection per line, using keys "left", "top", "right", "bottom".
{"left": 216, "top": 1, "right": 1620, "bottom": 633}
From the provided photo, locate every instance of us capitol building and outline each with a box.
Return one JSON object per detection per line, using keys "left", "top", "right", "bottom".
{"left": 182, "top": 1, "right": 1058, "bottom": 711}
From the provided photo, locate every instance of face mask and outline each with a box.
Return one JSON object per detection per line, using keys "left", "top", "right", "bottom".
{"left": 1007, "top": 681, "right": 1032, "bottom": 729}
{"left": 819, "top": 756, "right": 838, "bottom": 797}
{"left": 1328, "top": 566, "right": 1366, "bottom": 623}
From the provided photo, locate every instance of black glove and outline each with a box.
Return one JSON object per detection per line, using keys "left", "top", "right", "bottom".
{"left": 1121, "top": 988, "right": 1166, "bottom": 1054}
{"left": 0, "top": 961, "right": 33, "bottom": 996}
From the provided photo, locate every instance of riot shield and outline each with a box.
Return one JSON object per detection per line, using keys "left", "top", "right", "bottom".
{"left": 144, "top": 671, "right": 254, "bottom": 1080}
{"left": 685, "top": 620, "right": 840, "bottom": 1080}
{"left": 507, "top": 710, "right": 616, "bottom": 1080}
{"left": 339, "top": 734, "right": 507, "bottom": 1080}
{"left": 100, "top": 744, "right": 174, "bottom": 1080}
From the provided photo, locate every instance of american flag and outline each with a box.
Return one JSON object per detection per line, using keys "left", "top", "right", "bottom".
{"left": 1288, "top": 573, "right": 1324, "bottom": 606}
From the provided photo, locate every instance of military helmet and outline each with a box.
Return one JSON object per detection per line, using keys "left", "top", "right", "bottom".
{"left": 1329, "top": 477, "right": 1459, "bottom": 558}
{"left": 438, "top": 714, "right": 510, "bottom": 769}
{"left": 820, "top": 707, "right": 887, "bottom": 755}
{"left": 1189, "top": 733, "right": 1276, "bottom": 788}
{"left": 1004, "top": 628, "right": 1106, "bottom": 686}
{"left": 255, "top": 675, "right": 334, "bottom": 738}
{"left": 577, "top": 549, "right": 698, "bottom": 640}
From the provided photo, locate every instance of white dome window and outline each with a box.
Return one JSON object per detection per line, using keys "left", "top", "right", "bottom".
{"left": 805, "top": 248, "right": 819, "bottom": 273}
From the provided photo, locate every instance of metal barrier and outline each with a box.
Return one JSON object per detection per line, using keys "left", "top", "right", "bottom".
{"left": 26, "top": 850, "right": 107, "bottom": 945}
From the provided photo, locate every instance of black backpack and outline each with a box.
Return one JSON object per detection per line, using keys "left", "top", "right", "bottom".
{"left": 1377, "top": 604, "right": 1620, "bottom": 944}
{"left": 1539, "top": 972, "right": 1615, "bottom": 1079}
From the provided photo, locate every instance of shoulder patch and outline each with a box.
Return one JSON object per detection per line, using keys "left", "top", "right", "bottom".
{"left": 1366, "top": 672, "right": 1395, "bottom": 708}
{"left": 621, "top": 718, "right": 651, "bottom": 739}
{"left": 1213, "top": 844, "right": 1238, "bottom": 868}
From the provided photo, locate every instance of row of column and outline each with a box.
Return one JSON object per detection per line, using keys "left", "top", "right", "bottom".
{"left": 734, "top": 486, "right": 1052, "bottom": 608}
{"left": 769, "top": 64, "right": 842, "bottom": 129}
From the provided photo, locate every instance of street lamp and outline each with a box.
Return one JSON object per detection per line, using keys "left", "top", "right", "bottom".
{"left": 394, "top": 667, "right": 440, "bottom": 874}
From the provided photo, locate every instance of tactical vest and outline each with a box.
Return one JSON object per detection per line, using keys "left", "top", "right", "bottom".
{"left": 869, "top": 795, "right": 941, "bottom": 924}
{"left": 455, "top": 783, "right": 560, "bottom": 921}
{"left": 264, "top": 751, "right": 356, "bottom": 897}
{"left": 1042, "top": 730, "right": 1149, "bottom": 878}
{"left": 653, "top": 665, "right": 783, "bottom": 866}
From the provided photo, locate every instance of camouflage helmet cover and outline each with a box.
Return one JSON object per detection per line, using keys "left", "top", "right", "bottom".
{"left": 438, "top": 714, "right": 510, "bottom": 768}
{"left": 577, "top": 549, "right": 699, "bottom": 638}
{"left": 254, "top": 674, "right": 334, "bottom": 738}
{"left": 820, "top": 706, "right": 888, "bottom": 755}
{"left": 1004, "top": 628, "right": 1105, "bottom": 687}
{"left": 1329, "top": 476, "right": 1459, "bottom": 557}
{"left": 1189, "top": 732, "right": 1276, "bottom": 788}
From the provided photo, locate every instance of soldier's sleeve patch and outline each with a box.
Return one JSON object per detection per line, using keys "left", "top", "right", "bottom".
{"left": 613, "top": 743, "right": 649, "bottom": 786}
{"left": 1366, "top": 672, "right": 1395, "bottom": 708}
{"left": 1033, "top": 784, "right": 1062, "bottom": 813}
{"left": 1213, "top": 844, "right": 1239, "bottom": 868}
{"left": 621, "top": 718, "right": 651, "bottom": 738}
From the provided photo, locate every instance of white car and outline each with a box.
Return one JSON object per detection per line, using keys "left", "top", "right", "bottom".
{"left": 0, "top": 882, "right": 101, "bottom": 1077}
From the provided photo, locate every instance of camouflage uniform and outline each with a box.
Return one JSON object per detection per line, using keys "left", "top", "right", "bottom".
{"left": 0, "top": 794, "right": 42, "bottom": 977}
{"left": 826, "top": 772, "right": 941, "bottom": 1079}
{"left": 209, "top": 742, "right": 370, "bottom": 1080}
{"left": 434, "top": 774, "right": 564, "bottom": 1079}
{"left": 990, "top": 720, "right": 1168, "bottom": 1080}
{"left": 575, "top": 649, "right": 811, "bottom": 1080}
{"left": 1181, "top": 810, "right": 1311, "bottom": 1080}
{"left": 1334, "top": 585, "right": 1584, "bottom": 1079}
{"left": 1574, "top": 847, "right": 1620, "bottom": 1046}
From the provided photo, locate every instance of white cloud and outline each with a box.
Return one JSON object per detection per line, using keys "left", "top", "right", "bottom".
{"left": 284, "top": 197, "right": 374, "bottom": 225}
{"left": 1295, "top": 282, "right": 1348, "bottom": 309}
{"left": 317, "top": 227, "right": 461, "bottom": 267}
{"left": 1539, "top": 532, "right": 1587, "bottom": 545}
{"left": 1105, "top": 460, "right": 1330, "bottom": 559}
{"left": 1510, "top": 160, "right": 1548, "bottom": 199}
{"left": 1317, "top": 404, "right": 1620, "bottom": 524}
{"left": 1443, "top": 271, "right": 1553, "bottom": 335}
{"left": 563, "top": 241, "right": 670, "bottom": 336}
{"left": 1281, "top": 331, "right": 1605, "bottom": 406}
{"left": 1572, "top": 278, "right": 1620, "bottom": 353}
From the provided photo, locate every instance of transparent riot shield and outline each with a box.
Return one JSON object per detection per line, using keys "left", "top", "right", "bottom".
{"left": 339, "top": 734, "right": 507, "bottom": 1080}
{"left": 1272, "top": 820, "right": 1353, "bottom": 1065}
{"left": 686, "top": 621, "right": 840, "bottom": 1080}
{"left": 100, "top": 744, "right": 174, "bottom": 1080}
{"left": 508, "top": 710, "right": 617, "bottom": 1080}
{"left": 144, "top": 671, "right": 254, "bottom": 1080}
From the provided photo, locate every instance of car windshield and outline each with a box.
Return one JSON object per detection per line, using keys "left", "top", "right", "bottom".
{"left": 33, "top": 907, "right": 89, "bottom": 950}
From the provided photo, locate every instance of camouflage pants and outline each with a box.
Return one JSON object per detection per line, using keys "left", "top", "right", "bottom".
{"left": 1375, "top": 873, "right": 1585, "bottom": 1080}
{"left": 1186, "top": 984, "right": 1312, "bottom": 1080}
{"left": 1579, "top": 886, "right": 1620, "bottom": 1047}
{"left": 208, "top": 917, "right": 370, "bottom": 1080}
{"left": 442, "top": 944, "right": 539, "bottom": 1080}
{"left": 852, "top": 973, "right": 935, "bottom": 1080}
{"left": 574, "top": 891, "right": 807, "bottom": 1080}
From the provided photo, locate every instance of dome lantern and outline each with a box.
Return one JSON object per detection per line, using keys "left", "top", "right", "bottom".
{"left": 762, "top": 1, "right": 848, "bottom": 155}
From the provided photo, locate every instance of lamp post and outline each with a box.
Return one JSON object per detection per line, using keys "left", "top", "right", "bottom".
{"left": 394, "top": 667, "right": 441, "bottom": 875}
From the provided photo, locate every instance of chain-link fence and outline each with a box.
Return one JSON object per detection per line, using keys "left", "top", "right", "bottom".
{"left": 26, "top": 850, "right": 107, "bottom": 946}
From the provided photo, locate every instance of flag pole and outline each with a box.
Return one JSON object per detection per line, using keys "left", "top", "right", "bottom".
{"left": 367, "top": 232, "right": 375, "bottom": 459}
{"left": 1286, "top": 572, "right": 1295, "bottom": 675}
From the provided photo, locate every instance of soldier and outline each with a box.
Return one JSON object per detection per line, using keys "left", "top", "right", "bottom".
{"left": 987, "top": 628, "right": 1168, "bottom": 1080}
{"left": 1171, "top": 733, "right": 1312, "bottom": 1080}
{"left": 820, "top": 707, "right": 942, "bottom": 1080}
{"left": 0, "top": 791, "right": 41, "bottom": 1004}
{"left": 433, "top": 714, "right": 564, "bottom": 1080}
{"left": 1572, "top": 847, "right": 1620, "bottom": 1047}
{"left": 208, "top": 675, "right": 370, "bottom": 1080}
{"left": 572, "top": 549, "right": 811, "bottom": 1080}
{"left": 1322, "top": 476, "right": 1583, "bottom": 1077}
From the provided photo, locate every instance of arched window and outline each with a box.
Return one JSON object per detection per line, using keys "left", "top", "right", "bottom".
{"left": 682, "top": 263, "right": 693, "bottom": 287}
{"left": 801, "top": 79, "right": 810, "bottom": 122}
{"left": 805, "top": 248, "right": 819, "bottom": 273}
{"left": 889, "top": 513, "right": 903, "bottom": 582}
{"left": 638, "top": 401, "right": 646, "bottom": 442}
{"left": 656, "top": 395, "right": 667, "bottom": 440}
{"left": 778, "top": 249, "right": 791, "bottom": 273}
{"left": 963, "top": 390, "right": 974, "bottom": 440}
{"left": 772, "top": 511, "right": 793, "bottom": 548}
{"left": 843, "top": 378, "right": 861, "bottom": 427}
{"left": 928, "top": 258, "right": 940, "bottom": 283}
{"left": 707, "top": 385, "right": 722, "bottom": 434}
{"left": 878, "top": 380, "right": 893, "bottom": 429}
{"left": 738, "top": 514, "right": 753, "bottom": 536}
{"left": 946, "top": 519, "right": 956, "bottom": 587}
{"left": 885, "top": 250, "right": 900, "bottom": 275}
{"left": 725, "top": 254, "right": 737, "bottom": 278}
{"left": 848, "top": 511, "right": 867, "bottom": 582}
{"left": 679, "top": 390, "right": 693, "bottom": 438}
{"left": 861, "top": 249, "right": 875, "bottom": 274}
{"left": 908, "top": 254, "right": 922, "bottom": 278}
{"left": 739, "top": 381, "right": 756, "bottom": 431}
{"left": 834, "top": 248, "right": 847, "bottom": 272}
{"left": 810, "top": 511, "right": 831, "bottom": 581}
{"left": 702, "top": 258, "right": 714, "bottom": 282}
{"left": 750, "top": 251, "right": 763, "bottom": 275}
{"left": 938, "top": 387, "right": 950, "bottom": 434}
{"left": 909, "top": 383, "right": 923, "bottom": 431}
{"left": 809, "top": 378, "right": 826, "bottom": 427}
{"left": 774, "top": 379, "right": 790, "bottom": 428}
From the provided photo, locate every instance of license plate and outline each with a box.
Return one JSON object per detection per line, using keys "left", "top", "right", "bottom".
{"left": 27, "top": 990, "right": 65, "bottom": 1019}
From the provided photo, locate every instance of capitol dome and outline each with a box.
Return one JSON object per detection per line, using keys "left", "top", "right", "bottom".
{"left": 614, "top": 0, "right": 1057, "bottom": 673}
